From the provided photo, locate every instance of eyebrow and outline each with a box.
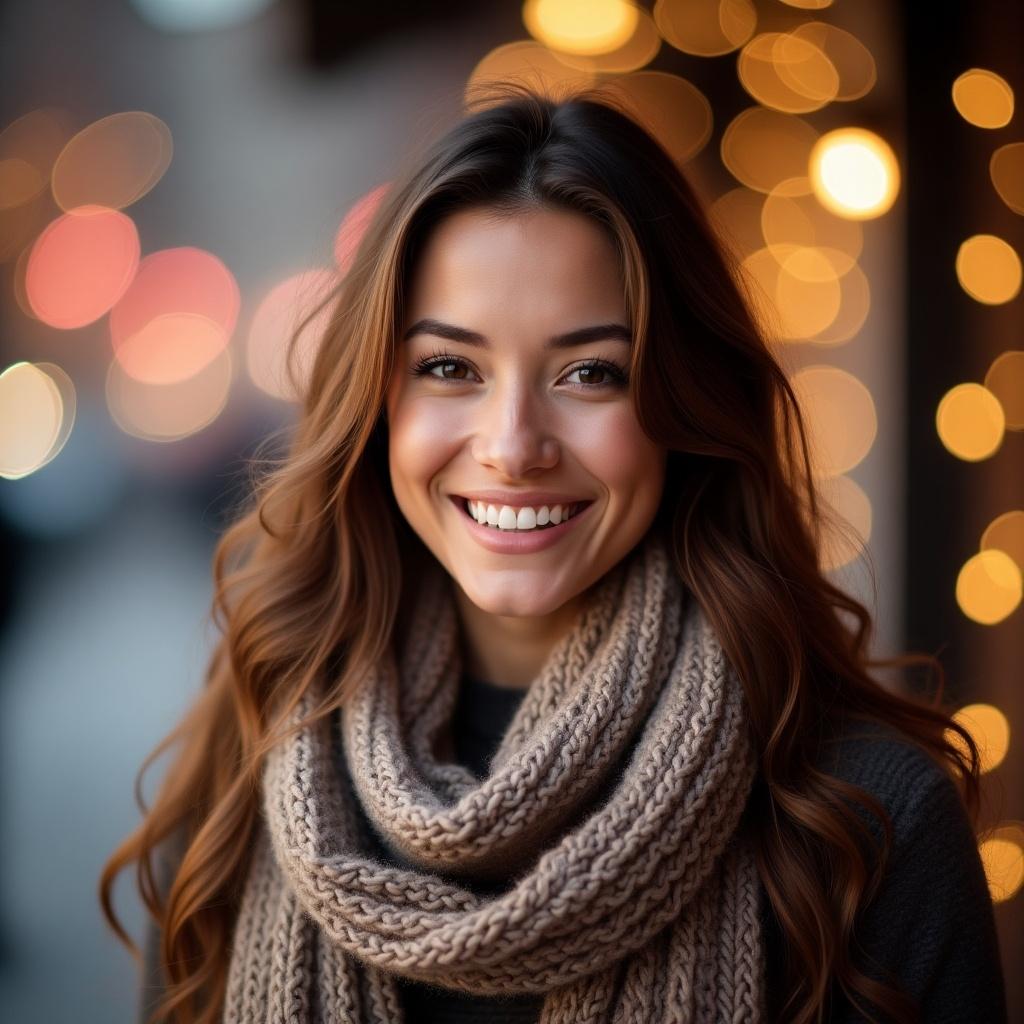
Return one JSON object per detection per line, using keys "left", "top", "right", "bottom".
{"left": 402, "top": 318, "right": 632, "bottom": 349}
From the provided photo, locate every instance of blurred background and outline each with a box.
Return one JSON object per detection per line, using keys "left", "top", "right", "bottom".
{"left": 0, "top": 0, "right": 1020, "bottom": 1020}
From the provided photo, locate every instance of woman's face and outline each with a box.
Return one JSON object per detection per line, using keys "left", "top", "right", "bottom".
{"left": 385, "top": 204, "right": 667, "bottom": 621}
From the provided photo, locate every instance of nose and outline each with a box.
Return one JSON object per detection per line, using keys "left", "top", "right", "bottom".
{"left": 470, "top": 379, "right": 560, "bottom": 478}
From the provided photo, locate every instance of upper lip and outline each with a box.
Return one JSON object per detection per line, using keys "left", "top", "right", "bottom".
{"left": 451, "top": 491, "right": 592, "bottom": 508}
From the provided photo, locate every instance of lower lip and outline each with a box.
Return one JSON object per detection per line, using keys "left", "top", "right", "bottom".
{"left": 449, "top": 496, "right": 593, "bottom": 554}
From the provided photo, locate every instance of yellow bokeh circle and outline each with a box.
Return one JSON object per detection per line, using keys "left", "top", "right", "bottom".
{"left": 522, "top": 0, "right": 639, "bottom": 56}
{"left": 809, "top": 127, "right": 899, "bottom": 219}
{"left": 979, "top": 833, "right": 1024, "bottom": 903}
{"left": 952, "top": 68, "right": 1015, "bottom": 129}
{"left": 935, "top": 383, "right": 1004, "bottom": 461}
{"left": 955, "top": 549, "right": 1022, "bottom": 625}
{"left": 946, "top": 703, "right": 1010, "bottom": 773}
{"left": 956, "top": 234, "right": 1022, "bottom": 305}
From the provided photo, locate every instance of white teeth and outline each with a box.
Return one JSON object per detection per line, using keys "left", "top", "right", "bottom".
{"left": 464, "top": 499, "right": 582, "bottom": 531}
{"left": 508, "top": 506, "right": 534, "bottom": 529}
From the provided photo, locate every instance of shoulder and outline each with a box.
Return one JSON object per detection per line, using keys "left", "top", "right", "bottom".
{"left": 814, "top": 717, "right": 1008, "bottom": 1022}
{"left": 818, "top": 716, "right": 961, "bottom": 846}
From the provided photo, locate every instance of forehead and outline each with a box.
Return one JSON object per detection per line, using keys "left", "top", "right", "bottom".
{"left": 404, "top": 205, "right": 627, "bottom": 329}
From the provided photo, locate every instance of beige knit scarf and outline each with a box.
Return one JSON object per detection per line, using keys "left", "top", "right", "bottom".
{"left": 223, "top": 529, "right": 765, "bottom": 1023}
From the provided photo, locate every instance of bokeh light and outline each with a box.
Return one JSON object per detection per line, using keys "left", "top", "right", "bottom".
{"left": 789, "top": 365, "right": 877, "bottom": 477}
{"left": 0, "top": 108, "right": 72, "bottom": 210}
{"left": 708, "top": 186, "right": 765, "bottom": 258}
{"left": 110, "top": 246, "right": 239, "bottom": 344}
{"left": 0, "top": 361, "right": 73, "bottom": 479}
{"left": 990, "top": 143, "right": 1024, "bottom": 215}
{"left": 776, "top": 248, "right": 842, "bottom": 327}
{"left": 465, "top": 41, "right": 596, "bottom": 108}
{"left": 948, "top": 703, "right": 1011, "bottom": 773}
{"left": 761, "top": 176, "right": 863, "bottom": 274}
{"left": 599, "top": 71, "right": 713, "bottom": 164}
{"left": 787, "top": 22, "right": 875, "bottom": 102}
{"left": 51, "top": 111, "right": 172, "bottom": 211}
{"left": 522, "top": 0, "right": 639, "bottom": 56}
{"left": 25, "top": 205, "right": 140, "bottom": 329}
{"left": 106, "top": 345, "right": 233, "bottom": 442}
{"left": 979, "top": 827, "right": 1024, "bottom": 903}
{"left": 981, "top": 511, "right": 1024, "bottom": 575}
{"left": 115, "top": 313, "right": 230, "bottom": 386}
{"left": 742, "top": 245, "right": 842, "bottom": 341}
{"left": 0, "top": 157, "right": 45, "bottom": 211}
{"left": 955, "top": 234, "right": 1022, "bottom": 305}
{"left": 335, "top": 183, "right": 390, "bottom": 276}
{"left": 247, "top": 268, "right": 341, "bottom": 400}
{"left": 0, "top": 399, "right": 127, "bottom": 537}
{"left": 956, "top": 549, "right": 1022, "bottom": 625}
{"left": 952, "top": 68, "right": 1015, "bottom": 129}
{"left": 985, "top": 352, "right": 1024, "bottom": 430}
{"left": 805, "top": 261, "right": 870, "bottom": 345}
{"left": 30, "top": 362, "right": 76, "bottom": 471}
{"left": 13, "top": 243, "right": 38, "bottom": 320}
{"left": 109, "top": 246, "right": 239, "bottom": 383}
{"left": 809, "top": 127, "right": 900, "bottom": 219}
{"left": 721, "top": 106, "right": 819, "bottom": 194}
{"left": 737, "top": 31, "right": 838, "bottom": 114}
{"left": 547, "top": 5, "right": 661, "bottom": 73}
{"left": 739, "top": 241, "right": 868, "bottom": 346}
{"left": 936, "top": 383, "right": 1005, "bottom": 461}
{"left": 653, "top": 0, "right": 756, "bottom": 58}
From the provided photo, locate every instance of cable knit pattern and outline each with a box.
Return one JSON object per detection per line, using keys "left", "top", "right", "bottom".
{"left": 222, "top": 530, "right": 765, "bottom": 1023}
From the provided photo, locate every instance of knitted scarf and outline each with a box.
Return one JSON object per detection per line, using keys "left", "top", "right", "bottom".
{"left": 223, "top": 529, "right": 765, "bottom": 1022}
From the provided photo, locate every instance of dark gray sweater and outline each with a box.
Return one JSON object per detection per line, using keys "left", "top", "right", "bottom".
{"left": 138, "top": 676, "right": 1008, "bottom": 1023}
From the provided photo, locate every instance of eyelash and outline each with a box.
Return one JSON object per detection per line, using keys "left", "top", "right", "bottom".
{"left": 409, "top": 349, "right": 629, "bottom": 391}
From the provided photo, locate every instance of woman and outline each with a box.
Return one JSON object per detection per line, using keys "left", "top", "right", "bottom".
{"left": 101, "top": 84, "right": 1007, "bottom": 1024}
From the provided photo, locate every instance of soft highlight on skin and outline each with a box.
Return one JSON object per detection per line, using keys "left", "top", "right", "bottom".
{"left": 99, "top": 83, "right": 984, "bottom": 1024}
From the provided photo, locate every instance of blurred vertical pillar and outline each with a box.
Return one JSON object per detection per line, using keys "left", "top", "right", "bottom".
{"left": 904, "top": 0, "right": 1023, "bottom": 1015}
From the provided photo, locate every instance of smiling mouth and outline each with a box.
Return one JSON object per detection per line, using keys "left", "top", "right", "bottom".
{"left": 451, "top": 495, "right": 592, "bottom": 531}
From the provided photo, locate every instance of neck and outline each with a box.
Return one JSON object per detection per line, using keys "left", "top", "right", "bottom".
{"left": 452, "top": 586, "right": 586, "bottom": 690}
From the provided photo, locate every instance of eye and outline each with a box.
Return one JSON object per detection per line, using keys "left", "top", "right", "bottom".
{"left": 410, "top": 351, "right": 477, "bottom": 383}
{"left": 562, "top": 359, "right": 629, "bottom": 389}
{"left": 409, "top": 350, "right": 628, "bottom": 390}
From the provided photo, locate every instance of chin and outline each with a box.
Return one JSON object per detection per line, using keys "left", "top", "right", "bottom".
{"left": 455, "top": 575, "right": 569, "bottom": 618}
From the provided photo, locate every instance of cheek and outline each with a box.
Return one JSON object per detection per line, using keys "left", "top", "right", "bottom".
{"left": 572, "top": 406, "right": 664, "bottom": 500}
{"left": 387, "top": 400, "right": 460, "bottom": 493}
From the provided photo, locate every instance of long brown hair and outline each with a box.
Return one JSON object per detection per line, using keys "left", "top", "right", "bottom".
{"left": 100, "top": 83, "right": 984, "bottom": 1024}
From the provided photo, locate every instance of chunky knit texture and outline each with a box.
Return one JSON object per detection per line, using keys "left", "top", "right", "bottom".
{"left": 139, "top": 678, "right": 1010, "bottom": 1024}
{"left": 221, "top": 529, "right": 765, "bottom": 1023}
